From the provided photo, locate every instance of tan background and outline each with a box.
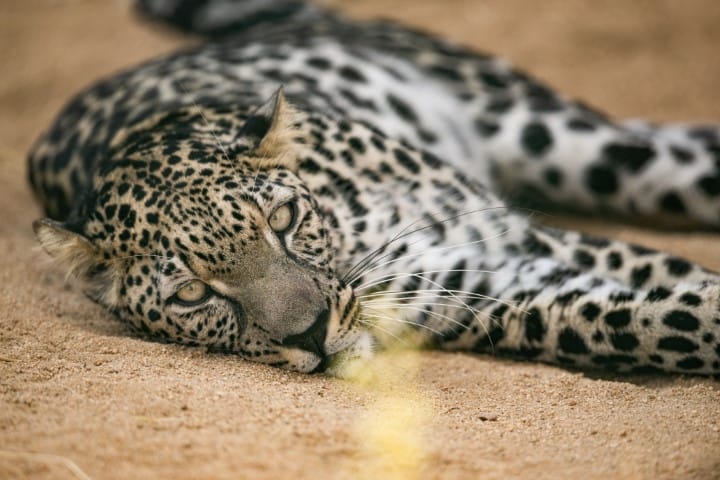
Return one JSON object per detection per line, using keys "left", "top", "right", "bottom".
{"left": 1, "top": 1, "right": 720, "bottom": 479}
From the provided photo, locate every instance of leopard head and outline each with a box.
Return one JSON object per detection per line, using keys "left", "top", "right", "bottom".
{"left": 34, "top": 89, "right": 365, "bottom": 372}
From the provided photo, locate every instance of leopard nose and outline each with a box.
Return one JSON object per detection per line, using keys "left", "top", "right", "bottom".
{"left": 281, "top": 309, "right": 329, "bottom": 357}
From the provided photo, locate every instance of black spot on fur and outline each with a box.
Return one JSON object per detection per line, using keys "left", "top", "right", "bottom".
{"left": 603, "top": 143, "right": 655, "bottom": 173}
{"left": 348, "top": 137, "right": 366, "bottom": 154}
{"left": 443, "top": 260, "right": 466, "bottom": 293}
{"left": 649, "top": 354, "right": 663, "bottom": 364}
{"left": 486, "top": 98, "right": 514, "bottom": 114}
{"left": 567, "top": 118, "right": 597, "bottom": 132}
{"left": 659, "top": 191, "right": 686, "bottom": 213}
{"left": 606, "top": 251, "right": 623, "bottom": 270}
{"left": 646, "top": 286, "right": 672, "bottom": 302}
{"left": 478, "top": 72, "right": 508, "bottom": 89}
{"left": 697, "top": 174, "right": 720, "bottom": 197}
{"left": 472, "top": 324, "right": 505, "bottom": 352}
{"left": 679, "top": 293, "right": 702, "bottom": 307}
{"left": 662, "top": 310, "right": 700, "bottom": 332}
{"left": 429, "top": 64, "right": 464, "bottom": 82}
{"left": 630, "top": 244, "right": 655, "bottom": 256}
{"left": 299, "top": 157, "right": 321, "bottom": 174}
{"left": 580, "top": 303, "right": 601, "bottom": 322}
{"left": 524, "top": 308, "right": 546, "bottom": 342}
{"left": 555, "top": 289, "right": 586, "bottom": 305}
{"left": 543, "top": 167, "right": 563, "bottom": 187}
{"left": 474, "top": 118, "right": 500, "bottom": 137}
{"left": 610, "top": 333, "right": 639, "bottom": 352}
{"left": 420, "top": 151, "right": 443, "bottom": 169}
{"left": 676, "top": 356, "right": 704, "bottom": 370}
{"left": 558, "top": 328, "right": 589, "bottom": 354}
{"left": 522, "top": 233, "right": 553, "bottom": 256}
{"left": 586, "top": 165, "right": 619, "bottom": 195}
{"left": 669, "top": 145, "right": 695, "bottom": 164}
{"left": 604, "top": 309, "right": 631, "bottom": 328}
{"left": 657, "top": 336, "right": 699, "bottom": 353}
{"left": 610, "top": 291, "right": 634, "bottom": 303}
{"left": 387, "top": 94, "right": 418, "bottom": 123}
{"left": 573, "top": 249, "right": 596, "bottom": 268}
{"left": 664, "top": 257, "right": 692, "bottom": 276}
{"left": 338, "top": 65, "right": 367, "bottom": 83}
{"left": 393, "top": 148, "right": 421, "bottom": 174}
{"left": 629, "top": 264, "right": 652, "bottom": 288}
{"left": 306, "top": 56, "right": 331, "bottom": 69}
{"left": 520, "top": 122, "right": 553, "bottom": 156}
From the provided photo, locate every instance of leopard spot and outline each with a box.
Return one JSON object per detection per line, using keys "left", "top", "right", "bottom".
{"left": 586, "top": 165, "right": 619, "bottom": 195}
{"left": 662, "top": 310, "right": 700, "bottom": 331}
{"left": 558, "top": 327, "right": 589, "bottom": 354}
{"left": 676, "top": 356, "right": 704, "bottom": 370}
{"left": 610, "top": 333, "right": 639, "bottom": 352}
{"left": 604, "top": 309, "right": 631, "bottom": 328}
{"left": 524, "top": 308, "right": 546, "bottom": 342}
{"left": 679, "top": 293, "right": 702, "bottom": 307}
{"left": 657, "top": 336, "right": 699, "bottom": 353}
{"left": 520, "top": 122, "right": 553, "bottom": 157}
{"left": 580, "top": 302, "right": 601, "bottom": 322}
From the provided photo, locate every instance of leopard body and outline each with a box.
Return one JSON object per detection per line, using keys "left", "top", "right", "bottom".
{"left": 29, "top": 0, "right": 720, "bottom": 374}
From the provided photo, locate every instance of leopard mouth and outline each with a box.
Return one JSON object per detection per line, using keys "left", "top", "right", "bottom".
{"left": 311, "top": 353, "right": 333, "bottom": 373}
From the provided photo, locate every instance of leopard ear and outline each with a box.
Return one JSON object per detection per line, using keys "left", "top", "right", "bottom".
{"left": 239, "top": 87, "right": 302, "bottom": 170}
{"left": 34, "top": 219, "right": 98, "bottom": 278}
{"left": 33, "top": 218, "right": 120, "bottom": 307}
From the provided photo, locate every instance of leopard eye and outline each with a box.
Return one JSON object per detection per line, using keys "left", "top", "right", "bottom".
{"left": 268, "top": 202, "right": 296, "bottom": 233}
{"left": 174, "top": 280, "right": 210, "bottom": 306}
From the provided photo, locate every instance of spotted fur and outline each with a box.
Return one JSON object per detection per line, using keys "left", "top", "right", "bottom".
{"left": 28, "top": 0, "right": 720, "bottom": 374}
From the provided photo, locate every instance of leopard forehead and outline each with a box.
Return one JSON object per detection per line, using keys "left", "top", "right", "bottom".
{"left": 97, "top": 168, "right": 317, "bottom": 259}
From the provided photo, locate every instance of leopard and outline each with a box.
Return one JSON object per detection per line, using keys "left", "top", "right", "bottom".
{"left": 28, "top": 0, "right": 720, "bottom": 375}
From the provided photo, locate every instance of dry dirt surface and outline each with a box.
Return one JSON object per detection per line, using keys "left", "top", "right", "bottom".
{"left": 2, "top": 1, "right": 720, "bottom": 479}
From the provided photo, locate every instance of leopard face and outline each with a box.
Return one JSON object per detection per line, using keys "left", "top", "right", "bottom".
{"left": 34, "top": 91, "right": 364, "bottom": 372}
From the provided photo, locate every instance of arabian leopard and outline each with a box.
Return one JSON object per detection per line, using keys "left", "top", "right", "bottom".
{"left": 28, "top": 0, "right": 720, "bottom": 374}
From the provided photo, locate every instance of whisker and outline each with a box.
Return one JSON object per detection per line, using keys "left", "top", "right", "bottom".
{"left": 363, "top": 301, "right": 480, "bottom": 330}
{"left": 355, "top": 267, "right": 499, "bottom": 294}
{"left": 361, "top": 308, "right": 444, "bottom": 336}
{"left": 369, "top": 270, "right": 498, "bottom": 351}
{"left": 342, "top": 206, "right": 511, "bottom": 284}
{"left": 348, "top": 228, "right": 510, "bottom": 287}
{"left": 357, "top": 316, "right": 410, "bottom": 346}
{"left": 357, "top": 286, "right": 526, "bottom": 316}
{"left": 356, "top": 268, "right": 496, "bottom": 291}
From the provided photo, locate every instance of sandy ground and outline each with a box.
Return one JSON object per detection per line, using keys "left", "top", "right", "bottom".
{"left": 1, "top": 1, "right": 720, "bottom": 479}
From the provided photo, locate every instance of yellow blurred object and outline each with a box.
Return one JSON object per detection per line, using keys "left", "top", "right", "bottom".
{"left": 340, "top": 308, "right": 433, "bottom": 480}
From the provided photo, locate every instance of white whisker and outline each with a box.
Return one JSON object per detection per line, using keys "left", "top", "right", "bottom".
{"left": 365, "top": 299, "right": 473, "bottom": 330}
{"left": 356, "top": 268, "right": 497, "bottom": 292}
{"left": 361, "top": 308, "right": 444, "bottom": 336}
{"left": 357, "top": 316, "right": 410, "bottom": 345}
{"left": 357, "top": 287, "right": 526, "bottom": 315}
{"left": 348, "top": 228, "right": 510, "bottom": 287}
{"left": 342, "top": 206, "right": 510, "bottom": 283}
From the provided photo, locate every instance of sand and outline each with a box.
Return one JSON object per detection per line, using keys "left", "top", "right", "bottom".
{"left": 1, "top": 1, "right": 719, "bottom": 479}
